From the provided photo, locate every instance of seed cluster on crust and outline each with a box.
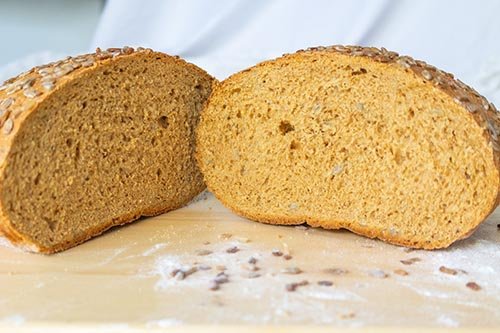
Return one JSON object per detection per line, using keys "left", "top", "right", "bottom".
{"left": 0, "top": 46, "right": 152, "bottom": 137}
{"left": 297, "top": 45, "right": 500, "bottom": 153}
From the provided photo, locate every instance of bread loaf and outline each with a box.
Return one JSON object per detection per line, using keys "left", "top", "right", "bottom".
{"left": 196, "top": 45, "right": 499, "bottom": 249}
{"left": 0, "top": 47, "right": 215, "bottom": 253}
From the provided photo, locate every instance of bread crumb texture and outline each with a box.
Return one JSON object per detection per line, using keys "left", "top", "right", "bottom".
{"left": 0, "top": 47, "right": 215, "bottom": 253}
{"left": 196, "top": 45, "right": 499, "bottom": 249}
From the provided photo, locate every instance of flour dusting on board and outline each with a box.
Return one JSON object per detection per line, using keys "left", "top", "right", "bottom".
{"left": 0, "top": 194, "right": 498, "bottom": 327}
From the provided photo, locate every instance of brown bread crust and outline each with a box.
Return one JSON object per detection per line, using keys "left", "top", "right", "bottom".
{"left": 0, "top": 47, "right": 215, "bottom": 253}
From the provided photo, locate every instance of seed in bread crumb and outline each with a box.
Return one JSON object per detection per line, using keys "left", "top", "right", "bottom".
{"left": 248, "top": 257, "right": 258, "bottom": 264}
{"left": 400, "top": 257, "right": 421, "bottom": 265}
{"left": 226, "top": 246, "right": 239, "bottom": 253}
{"left": 285, "top": 280, "right": 309, "bottom": 292}
{"left": 466, "top": 282, "right": 481, "bottom": 291}
{"left": 368, "top": 269, "right": 388, "bottom": 278}
{"left": 317, "top": 280, "right": 333, "bottom": 286}
{"left": 203, "top": 241, "right": 210, "bottom": 245}
{"left": 215, "top": 265, "right": 226, "bottom": 271}
{"left": 497, "top": 223, "right": 500, "bottom": 229}
{"left": 281, "top": 267, "right": 303, "bottom": 274}
{"left": 394, "top": 269, "right": 409, "bottom": 276}
{"left": 439, "top": 266, "right": 458, "bottom": 275}
{"left": 283, "top": 254, "right": 293, "bottom": 260}
{"left": 272, "top": 249, "right": 283, "bottom": 256}
{"left": 196, "top": 249, "right": 212, "bottom": 256}
{"left": 324, "top": 268, "right": 348, "bottom": 275}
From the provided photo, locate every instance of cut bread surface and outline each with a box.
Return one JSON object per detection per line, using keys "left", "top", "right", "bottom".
{"left": 197, "top": 46, "right": 499, "bottom": 249}
{"left": 0, "top": 47, "right": 214, "bottom": 253}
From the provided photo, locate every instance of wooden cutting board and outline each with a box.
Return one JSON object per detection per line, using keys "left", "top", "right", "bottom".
{"left": 0, "top": 192, "right": 498, "bottom": 332}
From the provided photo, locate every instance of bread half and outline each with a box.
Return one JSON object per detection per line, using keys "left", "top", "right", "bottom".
{"left": 0, "top": 47, "right": 215, "bottom": 253}
{"left": 196, "top": 45, "right": 499, "bottom": 249}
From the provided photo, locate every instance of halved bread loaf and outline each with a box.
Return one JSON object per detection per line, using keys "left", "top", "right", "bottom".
{"left": 0, "top": 47, "right": 215, "bottom": 253}
{"left": 197, "top": 45, "right": 499, "bottom": 249}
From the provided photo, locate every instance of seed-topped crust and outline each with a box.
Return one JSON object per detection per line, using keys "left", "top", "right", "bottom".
{"left": 298, "top": 46, "right": 500, "bottom": 170}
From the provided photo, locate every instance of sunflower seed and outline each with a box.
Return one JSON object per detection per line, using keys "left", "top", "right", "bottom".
{"left": 23, "top": 88, "right": 40, "bottom": 99}
{"left": 3, "top": 119, "right": 13, "bottom": 134}
{"left": 0, "top": 98, "right": 14, "bottom": 109}
{"left": 421, "top": 70, "right": 432, "bottom": 80}
{"left": 41, "top": 80, "right": 55, "bottom": 91}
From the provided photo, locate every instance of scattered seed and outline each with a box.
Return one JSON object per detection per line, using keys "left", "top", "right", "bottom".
{"left": 497, "top": 224, "right": 500, "bottom": 230}
{"left": 209, "top": 281, "right": 220, "bottom": 291}
{"left": 317, "top": 280, "right": 333, "bottom": 286}
{"left": 400, "top": 257, "right": 421, "bottom": 265}
{"left": 394, "top": 269, "right": 409, "bottom": 276}
{"left": 242, "top": 263, "right": 260, "bottom": 272}
{"left": 198, "top": 264, "right": 211, "bottom": 271}
{"left": 272, "top": 249, "right": 283, "bottom": 257}
{"left": 226, "top": 246, "right": 239, "bottom": 254}
{"left": 196, "top": 249, "right": 212, "bottom": 256}
{"left": 203, "top": 241, "right": 210, "bottom": 245}
{"left": 295, "top": 225, "right": 309, "bottom": 231}
{"left": 248, "top": 257, "right": 258, "bottom": 265}
{"left": 283, "top": 254, "right": 293, "bottom": 260}
{"left": 368, "top": 269, "right": 389, "bottom": 278}
{"left": 439, "top": 266, "right": 458, "bottom": 275}
{"left": 466, "top": 282, "right": 481, "bottom": 291}
{"left": 339, "top": 312, "right": 356, "bottom": 320}
{"left": 247, "top": 272, "right": 261, "bottom": 279}
{"left": 214, "top": 272, "right": 229, "bottom": 284}
{"left": 324, "top": 268, "right": 349, "bottom": 275}
{"left": 219, "top": 233, "right": 232, "bottom": 240}
{"left": 281, "top": 267, "right": 303, "bottom": 275}
{"left": 404, "top": 248, "right": 417, "bottom": 253}
{"left": 234, "top": 236, "right": 251, "bottom": 243}
{"left": 286, "top": 280, "right": 309, "bottom": 292}
{"left": 171, "top": 267, "right": 198, "bottom": 280}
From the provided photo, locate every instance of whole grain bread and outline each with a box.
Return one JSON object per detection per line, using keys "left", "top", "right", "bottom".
{"left": 0, "top": 47, "right": 215, "bottom": 253}
{"left": 196, "top": 45, "right": 499, "bottom": 249}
